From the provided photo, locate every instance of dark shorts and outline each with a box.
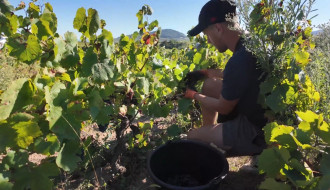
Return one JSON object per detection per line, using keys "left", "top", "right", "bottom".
{"left": 222, "top": 114, "right": 265, "bottom": 156}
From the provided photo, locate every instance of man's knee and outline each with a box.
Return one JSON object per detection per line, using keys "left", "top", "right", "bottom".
{"left": 187, "top": 124, "right": 228, "bottom": 149}
{"left": 202, "top": 78, "right": 222, "bottom": 98}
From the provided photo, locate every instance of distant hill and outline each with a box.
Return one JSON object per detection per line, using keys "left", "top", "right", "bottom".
{"left": 159, "top": 29, "right": 189, "bottom": 41}
{"left": 114, "top": 29, "right": 189, "bottom": 42}
{"left": 312, "top": 30, "right": 323, "bottom": 35}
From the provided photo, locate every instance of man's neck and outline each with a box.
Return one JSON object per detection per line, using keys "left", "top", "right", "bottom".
{"left": 227, "top": 33, "right": 241, "bottom": 52}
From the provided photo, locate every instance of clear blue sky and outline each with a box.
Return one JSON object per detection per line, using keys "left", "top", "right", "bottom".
{"left": 8, "top": 0, "right": 330, "bottom": 38}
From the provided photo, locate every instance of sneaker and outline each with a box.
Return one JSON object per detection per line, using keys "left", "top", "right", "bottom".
{"left": 179, "top": 134, "right": 188, "bottom": 139}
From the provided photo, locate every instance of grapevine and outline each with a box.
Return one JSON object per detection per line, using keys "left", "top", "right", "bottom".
{"left": 0, "top": 0, "right": 329, "bottom": 189}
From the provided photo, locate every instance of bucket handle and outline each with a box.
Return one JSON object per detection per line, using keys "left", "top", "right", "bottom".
{"left": 210, "top": 173, "right": 227, "bottom": 185}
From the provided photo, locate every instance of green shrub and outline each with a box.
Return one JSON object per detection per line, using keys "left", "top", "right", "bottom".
{"left": 308, "top": 21, "right": 330, "bottom": 121}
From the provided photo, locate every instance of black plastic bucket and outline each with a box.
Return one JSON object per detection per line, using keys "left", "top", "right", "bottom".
{"left": 147, "top": 140, "right": 229, "bottom": 190}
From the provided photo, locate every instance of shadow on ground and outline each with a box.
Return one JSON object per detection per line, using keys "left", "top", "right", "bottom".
{"left": 140, "top": 170, "right": 265, "bottom": 190}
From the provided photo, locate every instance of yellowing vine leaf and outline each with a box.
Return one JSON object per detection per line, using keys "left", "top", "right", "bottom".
{"left": 27, "top": 2, "right": 40, "bottom": 18}
{"left": 73, "top": 7, "right": 86, "bottom": 32}
{"left": 294, "top": 50, "right": 310, "bottom": 66}
{"left": 7, "top": 34, "right": 41, "bottom": 63}
{"left": 12, "top": 121, "right": 42, "bottom": 148}
{"left": 296, "top": 110, "right": 318, "bottom": 123}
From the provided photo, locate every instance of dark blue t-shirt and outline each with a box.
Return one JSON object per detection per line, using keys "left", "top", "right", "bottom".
{"left": 219, "top": 38, "right": 266, "bottom": 128}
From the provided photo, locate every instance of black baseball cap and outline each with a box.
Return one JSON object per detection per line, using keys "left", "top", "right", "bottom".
{"left": 188, "top": 0, "right": 236, "bottom": 36}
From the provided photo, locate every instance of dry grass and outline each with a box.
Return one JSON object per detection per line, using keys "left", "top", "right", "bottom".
{"left": 0, "top": 52, "right": 39, "bottom": 91}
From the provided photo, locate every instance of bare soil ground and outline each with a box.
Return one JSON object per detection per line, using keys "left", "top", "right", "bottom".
{"left": 54, "top": 118, "right": 265, "bottom": 190}
{"left": 0, "top": 117, "right": 265, "bottom": 190}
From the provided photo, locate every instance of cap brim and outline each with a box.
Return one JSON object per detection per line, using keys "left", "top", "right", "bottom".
{"left": 188, "top": 24, "right": 205, "bottom": 36}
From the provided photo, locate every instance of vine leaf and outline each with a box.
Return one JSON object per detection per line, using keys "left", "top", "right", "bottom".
{"left": 193, "top": 52, "right": 202, "bottom": 65}
{"left": 89, "top": 90, "right": 104, "bottom": 121}
{"left": 296, "top": 111, "right": 330, "bottom": 144}
{"left": 2, "top": 150, "right": 29, "bottom": 170}
{"left": 258, "top": 147, "right": 290, "bottom": 178}
{"left": 40, "top": 12, "right": 57, "bottom": 37}
{"left": 0, "top": 13, "right": 9, "bottom": 35}
{"left": 13, "top": 163, "right": 59, "bottom": 190}
{"left": 259, "top": 178, "right": 291, "bottom": 190}
{"left": 53, "top": 35, "right": 80, "bottom": 69}
{"left": 317, "top": 121, "right": 330, "bottom": 144}
{"left": 3, "top": 14, "right": 18, "bottom": 36}
{"left": 136, "top": 77, "right": 149, "bottom": 95}
{"left": 275, "top": 134, "right": 298, "bottom": 151}
{"left": 98, "top": 29, "right": 114, "bottom": 60}
{"left": 99, "top": 29, "right": 114, "bottom": 44}
{"left": 174, "top": 67, "right": 184, "bottom": 80}
{"left": 12, "top": 121, "right": 42, "bottom": 148}
{"left": 264, "top": 122, "right": 296, "bottom": 149}
{"left": 152, "top": 55, "right": 163, "bottom": 69}
{"left": 73, "top": 7, "right": 86, "bottom": 33}
{"left": 0, "top": 78, "right": 30, "bottom": 120}
{"left": 27, "top": 2, "right": 40, "bottom": 18}
{"left": 7, "top": 34, "right": 41, "bottom": 63}
{"left": 259, "top": 78, "right": 277, "bottom": 94}
{"left": 282, "top": 168, "right": 308, "bottom": 187}
{"left": 44, "top": 2, "right": 53, "bottom": 13}
{"left": 265, "top": 84, "right": 295, "bottom": 113}
{"left": 0, "top": 122, "right": 17, "bottom": 152}
{"left": 92, "top": 62, "right": 115, "bottom": 84}
{"left": 60, "top": 50, "right": 80, "bottom": 69}
{"left": 0, "top": 174, "right": 13, "bottom": 190}
{"left": 86, "top": 8, "right": 100, "bottom": 37}
{"left": 178, "top": 98, "right": 192, "bottom": 115}
{"left": 56, "top": 140, "right": 81, "bottom": 172}
{"left": 71, "top": 77, "right": 88, "bottom": 97}
{"left": 148, "top": 20, "right": 158, "bottom": 31}
{"left": 294, "top": 50, "right": 310, "bottom": 66}
{"left": 100, "top": 38, "right": 113, "bottom": 60}
{"left": 53, "top": 37, "right": 66, "bottom": 63}
{"left": 9, "top": 112, "right": 35, "bottom": 122}
{"left": 82, "top": 47, "right": 98, "bottom": 77}
{"left": 94, "top": 104, "right": 114, "bottom": 125}
{"left": 45, "top": 82, "right": 66, "bottom": 129}
{"left": 33, "top": 12, "right": 57, "bottom": 40}
{"left": 64, "top": 32, "right": 78, "bottom": 51}
{"left": 298, "top": 121, "right": 311, "bottom": 132}
{"left": 296, "top": 110, "right": 318, "bottom": 123}
{"left": 0, "top": 0, "right": 14, "bottom": 14}
{"left": 34, "top": 134, "right": 60, "bottom": 156}
{"left": 45, "top": 82, "right": 81, "bottom": 141}
{"left": 167, "top": 124, "right": 182, "bottom": 137}
{"left": 147, "top": 101, "right": 171, "bottom": 118}
{"left": 268, "top": 124, "right": 294, "bottom": 142}
{"left": 282, "top": 159, "right": 312, "bottom": 187}
{"left": 119, "top": 35, "right": 130, "bottom": 54}
{"left": 318, "top": 175, "right": 330, "bottom": 190}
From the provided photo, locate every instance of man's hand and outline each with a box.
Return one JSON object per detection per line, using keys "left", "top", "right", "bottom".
{"left": 183, "top": 70, "right": 208, "bottom": 86}
{"left": 184, "top": 88, "right": 198, "bottom": 99}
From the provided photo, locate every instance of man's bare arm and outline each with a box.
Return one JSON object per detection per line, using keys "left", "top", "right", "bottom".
{"left": 193, "top": 93, "right": 238, "bottom": 115}
{"left": 205, "top": 69, "right": 223, "bottom": 79}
